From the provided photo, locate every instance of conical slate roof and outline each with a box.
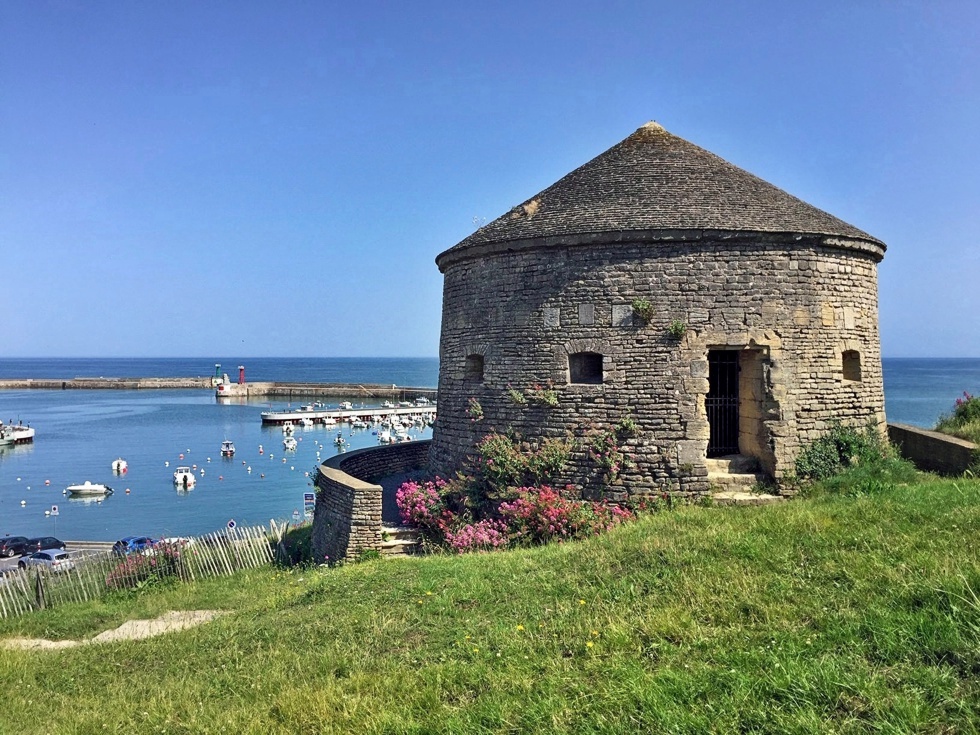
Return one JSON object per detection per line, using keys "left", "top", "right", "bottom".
{"left": 439, "top": 122, "right": 883, "bottom": 266}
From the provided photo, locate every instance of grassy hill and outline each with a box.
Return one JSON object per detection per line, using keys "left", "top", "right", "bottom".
{"left": 2, "top": 475, "right": 979, "bottom": 733}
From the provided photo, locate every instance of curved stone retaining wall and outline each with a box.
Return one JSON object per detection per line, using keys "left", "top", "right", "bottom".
{"left": 312, "top": 441, "right": 431, "bottom": 563}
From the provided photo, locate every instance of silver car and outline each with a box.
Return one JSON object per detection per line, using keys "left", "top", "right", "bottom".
{"left": 18, "top": 549, "right": 74, "bottom": 573}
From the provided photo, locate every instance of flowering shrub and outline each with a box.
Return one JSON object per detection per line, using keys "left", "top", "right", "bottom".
{"left": 395, "top": 477, "right": 450, "bottom": 535}
{"left": 467, "top": 397, "right": 484, "bottom": 421}
{"left": 499, "top": 486, "right": 634, "bottom": 545}
{"left": 474, "top": 431, "right": 572, "bottom": 491}
{"left": 588, "top": 429, "right": 632, "bottom": 484}
{"left": 445, "top": 519, "right": 509, "bottom": 553}
{"left": 105, "top": 545, "right": 181, "bottom": 590}
{"left": 936, "top": 391, "right": 980, "bottom": 445}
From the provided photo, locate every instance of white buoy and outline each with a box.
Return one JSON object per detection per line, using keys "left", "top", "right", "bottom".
{"left": 45, "top": 510, "right": 50, "bottom": 516}
{"left": 21, "top": 500, "right": 26, "bottom": 506}
{"left": 165, "top": 461, "right": 170, "bottom": 467}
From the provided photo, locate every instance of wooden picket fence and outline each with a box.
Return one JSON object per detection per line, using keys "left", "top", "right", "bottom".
{"left": 0, "top": 524, "right": 278, "bottom": 619}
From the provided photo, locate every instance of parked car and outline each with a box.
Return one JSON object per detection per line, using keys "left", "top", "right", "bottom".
{"left": 0, "top": 536, "right": 29, "bottom": 557}
{"left": 111, "top": 536, "right": 158, "bottom": 556}
{"left": 24, "top": 536, "right": 66, "bottom": 554}
{"left": 18, "top": 549, "right": 74, "bottom": 573}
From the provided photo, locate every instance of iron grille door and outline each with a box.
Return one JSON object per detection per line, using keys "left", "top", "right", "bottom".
{"left": 707, "top": 351, "right": 739, "bottom": 457}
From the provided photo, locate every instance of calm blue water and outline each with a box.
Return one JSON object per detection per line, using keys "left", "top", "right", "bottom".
{"left": 0, "top": 358, "right": 437, "bottom": 541}
{"left": 0, "top": 357, "right": 977, "bottom": 541}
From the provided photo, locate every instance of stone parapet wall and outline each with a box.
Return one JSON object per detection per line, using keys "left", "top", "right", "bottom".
{"left": 887, "top": 423, "right": 977, "bottom": 476}
{"left": 432, "top": 236, "right": 884, "bottom": 499}
{"left": 311, "top": 441, "right": 431, "bottom": 562}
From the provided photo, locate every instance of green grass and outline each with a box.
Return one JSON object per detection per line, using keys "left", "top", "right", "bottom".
{"left": 2, "top": 474, "right": 980, "bottom": 733}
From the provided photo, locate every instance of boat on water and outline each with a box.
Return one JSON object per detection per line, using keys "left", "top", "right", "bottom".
{"left": 283, "top": 436, "right": 298, "bottom": 451}
{"left": 220, "top": 440, "right": 236, "bottom": 457}
{"left": 282, "top": 421, "right": 295, "bottom": 436}
{"left": 0, "top": 422, "right": 35, "bottom": 446}
{"left": 66, "top": 481, "right": 113, "bottom": 497}
{"left": 173, "top": 466, "right": 197, "bottom": 488}
{"left": 111, "top": 458, "right": 128, "bottom": 473}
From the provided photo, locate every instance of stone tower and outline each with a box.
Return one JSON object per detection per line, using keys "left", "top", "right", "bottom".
{"left": 432, "top": 122, "right": 886, "bottom": 497}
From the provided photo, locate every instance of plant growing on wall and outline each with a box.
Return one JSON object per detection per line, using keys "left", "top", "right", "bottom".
{"left": 588, "top": 429, "right": 633, "bottom": 484}
{"left": 631, "top": 298, "right": 655, "bottom": 326}
{"left": 527, "top": 382, "right": 559, "bottom": 408}
{"left": 506, "top": 386, "right": 527, "bottom": 405}
{"left": 615, "top": 414, "right": 639, "bottom": 438}
{"left": 467, "top": 397, "right": 484, "bottom": 421}
{"left": 667, "top": 319, "right": 688, "bottom": 339}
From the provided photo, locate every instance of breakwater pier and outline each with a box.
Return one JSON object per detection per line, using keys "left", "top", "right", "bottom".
{"left": 0, "top": 377, "right": 437, "bottom": 402}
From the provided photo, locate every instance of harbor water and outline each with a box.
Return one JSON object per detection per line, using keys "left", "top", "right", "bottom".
{"left": 1, "top": 357, "right": 978, "bottom": 542}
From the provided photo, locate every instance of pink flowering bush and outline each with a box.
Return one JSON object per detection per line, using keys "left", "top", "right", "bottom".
{"left": 499, "top": 485, "right": 634, "bottom": 545}
{"left": 105, "top": 545, "right": 181, "bottom": 590}
{"left": 445, "top": 519, "right": 509, "bottom": 553}
{"left": 395, "top": 477, "right": 451, "bottom": 535}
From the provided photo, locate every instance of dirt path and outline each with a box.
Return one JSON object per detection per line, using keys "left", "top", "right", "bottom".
{"left": 2, "top": 610, "right": 227, "bottom": 650}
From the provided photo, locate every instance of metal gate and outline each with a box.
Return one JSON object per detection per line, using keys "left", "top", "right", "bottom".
{"left": 707, "top": 351, "right": 739, "bottom": 457}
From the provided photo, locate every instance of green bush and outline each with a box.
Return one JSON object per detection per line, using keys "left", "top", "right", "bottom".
{"left": 795, "top": 421, "right": 890, "bottom": 481}
{"left": 935, "top": 391, "right": 980, "bottom": 445}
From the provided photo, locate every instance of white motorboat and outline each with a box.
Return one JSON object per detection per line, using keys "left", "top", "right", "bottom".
{"left": 338, "top": 401, "right": 353, "bottom": 411}
{"left": 66, "top": 481, "right": 114, "bottom": 497}
{"left": 381, "top": 400, "right": 395, "bottom": 409}
{"left": 377, "top": 429, "right": 393, "bottom": 444}
{"left": 282, "top": 421, "right": 295, "bottom": 436}
{"left": 111, "top": 458, "right": 128, "bottom": 473}
{"left": 0, "top": 422, "right": 34, "bottom": 446}
{"left": 283, "top": 436, "right": 298, "bottom": 451}
{"left": 173, "top": 466, "right": 197, "bottom": 488}
{"left": 220, "top": 440, "right": 236, "bottom": 457}
{"left": 299, "top": 416, "right": 314, "bottom": 427}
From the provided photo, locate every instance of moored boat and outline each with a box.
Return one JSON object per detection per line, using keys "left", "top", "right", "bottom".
{"left": 173, "top": 466, "right": 197, "bottom": 488}
{"left": 283, "top": 436, "right": 298, "bottom": 451}
{"left": 220, "top": 440, "right": 236, "bottom": 456}
{"left": 0, "top": 422, "right": 34, "bottom": 446}
{"left": 111, "top": 457, "right": 128, "bottom": 473}
{"left": 66, "top": 481, "right": 114, "bottom": 497}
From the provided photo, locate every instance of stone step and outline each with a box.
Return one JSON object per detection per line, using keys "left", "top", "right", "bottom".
{"left": 381, "top": 526, "right": 422, "bottom": 556}
{"left": 707, "top": 471, "right": 768, "bottom": 489}
{"left": 705, "top": 454, "right": 761, "bottom": 474}
{"left": 711, "top": 490, "right": 787, "bottom": 507}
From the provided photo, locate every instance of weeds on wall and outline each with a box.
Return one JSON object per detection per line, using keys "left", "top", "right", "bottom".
{"left": 631, "top": 298, "right": 654, "bottom": 326}
{"left": 666, "top": 320, "right": 688, "bottom": 340}
{"left": 505, "top": 386, "right": 527, "bottom": 405}
{"left": 526, "top": 382, "right": 559, "bottom": 408}
{"left": 467, "top": 397, "right": 484, "bottom": 422}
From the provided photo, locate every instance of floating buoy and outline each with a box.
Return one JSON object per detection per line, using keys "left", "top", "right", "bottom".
{"left": 200, "top": 469, "right": 205, "bottom": 476}
{"left": 186, "top": 448, "right": 190, "bottom": 453}
{"left": 282, "top": 458, "right": 286, "bottom": 463}
{"left": 125, "top": 488, "right": 131, "bottom": 494}
{"left": 247, "top": 466, "right": 252, "bottom": 473}
{"left": 45, "top": 479, "right": 51, "bottom": 486}
{"left": 16, "top": 477, "right": 21, "bottom": 482}
{"left": 21, "top": 500, "right": 26, "bottom": 506}
{"left": 260, "top": 473, "right": 265, "bottom": 478}
{"left": 165, "top": 461, "right": 170, "bottom": 467}
{"left": 290, "top": 466, "right": 295, "bottom": 471}
{"left": 207, "top": 457, "right": 212, "bottom": 463}
{"left": 179, "top": 454, "right": 184, "bottom": 460}
{"left": 45, "top": 510, "right": 50, "bottom": 516}
{"left": 219, "top": 475, "right": 224, "bottom": 480}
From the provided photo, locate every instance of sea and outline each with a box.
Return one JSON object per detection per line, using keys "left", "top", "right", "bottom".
{"left": 0, "top": 357, "right": 977, "bottom": 542}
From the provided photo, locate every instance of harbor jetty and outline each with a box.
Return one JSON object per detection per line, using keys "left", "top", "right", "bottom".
{"left": 0, "top": 377, "right": 437, "bottom": 402}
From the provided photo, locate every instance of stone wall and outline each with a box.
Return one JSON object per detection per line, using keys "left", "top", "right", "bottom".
{"left": 432, "top": 233, "right": 884, "bottom": 499}
{"left": 888, "top": 423, "right": 977, "bottom": 476}
{"left": 311, "top": 441, "right": 430, "bottom": 563}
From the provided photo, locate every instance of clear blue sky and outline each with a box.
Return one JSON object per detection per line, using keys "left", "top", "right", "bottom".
{"left": 2, "top": 1, "right": 977, "bottom": 358}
